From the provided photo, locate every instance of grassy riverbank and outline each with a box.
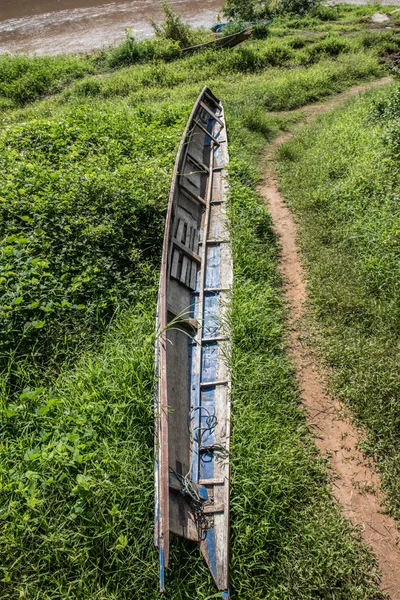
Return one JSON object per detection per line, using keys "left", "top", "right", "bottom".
{"left": 1, "top": 2, "right": 400, "bottom": 108}
{"left": 0, "top": 6, "right": 398, "bottom": 598}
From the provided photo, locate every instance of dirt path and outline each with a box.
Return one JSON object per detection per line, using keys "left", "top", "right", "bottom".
{"left": 260, "top": 76, "right": 400, "bottom": 600}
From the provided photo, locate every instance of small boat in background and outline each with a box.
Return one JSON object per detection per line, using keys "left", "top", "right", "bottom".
{"left": 155, "top": 86, "right": 232, "bottom": 598}
{"left": 211, "top": 18, "right": 274, "bottom": 33}
{"left": 182, "top": 29, "right": 252, "bottom": 55}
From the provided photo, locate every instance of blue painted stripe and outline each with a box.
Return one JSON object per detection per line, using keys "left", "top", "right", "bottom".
{"left": 188, "top": 120, "right": 222, "bottom": 588}
{"left": 205, "top": 245, "right": 220, "bottom": 289}
{"left": 199, "top": 386, "right": 216, "bottom": 481}
{"left": 201, "top": 342, "right": 218, "bottom": 383}
{"left": 159, "top": 548, "right": 165, "bottom": 593}
{"left": 205, "top": 525, "right": 218, "bottom": 579}
{"left": 154, "top": 303, "right": 160, "bottom": 547}
{"left": 204, "top": 293, "right": 220, "bottom": 339}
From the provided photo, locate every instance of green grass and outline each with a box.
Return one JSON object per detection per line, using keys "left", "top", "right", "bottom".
{"left": 0, "top": 54, "right": 96, "bottom": 108}
{"left": 62, "top": 42, "right": 383, "bottom": 121}
{"left": 0, "top": 98, "right": 187, "bottom": 395}
{"left": 0, "top": 83, "right": 384, "bottom": 600}
{"left": 0, "top": 293, "right": 383, "bottom": 598}
{"left": 0, "top": 34, "right": 385, "bottom": 390}
{"left": 1, "top": 2, "right": 398, "bottom": 109}
{"left": 0, "top": 14, "right": 396, "bottom": 599}
{"left": 277, "top": 81, "right": 400, "bottom": 521}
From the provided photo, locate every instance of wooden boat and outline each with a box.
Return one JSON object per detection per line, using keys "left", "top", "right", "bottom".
{"left": 210, "top": 19, "right": 274, "bottom": 33}
{"left": 154, "top": 87, "right": 232, "bottom": 599}
{"left": 182, "top": 29, "right": 252, "bottom": 55}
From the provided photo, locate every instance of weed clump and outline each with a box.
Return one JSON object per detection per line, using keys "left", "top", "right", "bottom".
{"left": 296, "top": 34, "right": 354, "bottom": 65}
{"left": 101, "top": 34, "right": 181, "bottom": 68}
{"left": 149, "top": 0, "right": 196, "bottom": 49}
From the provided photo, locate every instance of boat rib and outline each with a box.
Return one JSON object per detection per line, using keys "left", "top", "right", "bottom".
{"left": 155, "top": 86, "right": 232, "bottom": 599}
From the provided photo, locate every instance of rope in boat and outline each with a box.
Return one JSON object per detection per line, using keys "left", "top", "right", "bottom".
{"left": 168, "top": 467, "right": 210, "bottom": 541}
{"left": 170, "top": 402, "right": 229, "bottom": 540}
{"left": 167, "top": 406, "right": 230, "bottom": 543}
{"left": 200, "top": 444, "right": 229, "bottom": 459}
{"left": 189, "top": 405, "right": 230, "bottom": 459}
{"left": 189, "top": 405, "right": 217, "bottom": 445}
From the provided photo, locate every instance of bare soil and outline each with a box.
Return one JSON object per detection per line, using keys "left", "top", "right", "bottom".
{"left": 260, "top": 77, "right": 400, "bottom": 599}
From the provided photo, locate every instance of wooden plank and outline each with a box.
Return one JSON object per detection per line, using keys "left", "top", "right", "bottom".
{"left": 170, "top": 249, "right": 180, "bottom": 280}
{"left": 175, "top": 218, "right": 185, "bottom": 243}
{"left": 200, "top": 380, "right": 229, "bottom": 387}
{"left": 203, "top": 504, "right": 224, "bottom": 514}
{"left": 179, "top": 221, "right": 191, "bottom": 284}
{"left": 172, "top": 239, "right": 201, "bottom": 265}
{"left": 184, "top": 220, "right": 192, "bottom": 246}
{"left": 184, "top": 225, "right": 194, "bottom": 287}
{"left": 187, "top": 151, "right": 209, "bottom": 173}
{"left": 181, "top": 255, "right": 189, "bottom": 285}
{"left": 199, "top": 100, "right": 225, "bottom": 127}
{"left": 194, "top": 119, "right": 221, "bottom": 146}
{"left": 192, "top": 229, "right": 199, "bottom": 253}
{"left": 179, "top": 183, "right": 206, "bottom": 206}
{"left": 199, "top": 478, "right": 225, "bottom": 485}
{"left": 189, "top": 262, "right": 197, "bottom": 291}
{"left": 199, "top": 239, "right": 230, "bottom": 246}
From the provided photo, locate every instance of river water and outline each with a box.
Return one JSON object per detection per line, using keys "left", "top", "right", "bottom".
{"left": 2, "top": 0, "right": 400, "bottom": 56}
{"left": 0, "top": 0, "right": 223, "bottom": 55}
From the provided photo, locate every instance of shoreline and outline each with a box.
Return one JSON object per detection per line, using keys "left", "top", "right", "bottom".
{"left": 0, "top": 0, "right": 222, "bottom": 56}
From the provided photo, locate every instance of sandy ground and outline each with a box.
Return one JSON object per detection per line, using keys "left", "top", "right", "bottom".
{"left": 260, "top": 77, "right": 400, "bottom": 600}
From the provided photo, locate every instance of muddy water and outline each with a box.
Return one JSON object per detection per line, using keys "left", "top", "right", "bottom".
{"left": 0, "top": 0, "right": 223, "bottom": 55}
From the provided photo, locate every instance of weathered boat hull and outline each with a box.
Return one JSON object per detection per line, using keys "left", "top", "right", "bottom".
{"left": 155, "top": 87, "right": 232, "bottom": 597}
{"left": 182, "top": 29, "right": 252, "bottom": 55}
{"left": 210, "top": 19, "right": 274, "bottom": 33}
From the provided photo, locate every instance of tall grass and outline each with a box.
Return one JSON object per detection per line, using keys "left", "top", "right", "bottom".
{"left": 0, "top": 98, "right": 186, "bottom": 392}
{"left": 66, "top": 49, "right": 382, "bottom": 108}
{"left": 149, "top": 0, "right": 200, "bottom": 49}
{"left": 277, "top": 81, "right": 400, "bottom": 520}
{"left": 100, "top": 37, "right": 181, "bottom": 69}
{"left": 0, "top": 54, "right": 95, "bottom": 106}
